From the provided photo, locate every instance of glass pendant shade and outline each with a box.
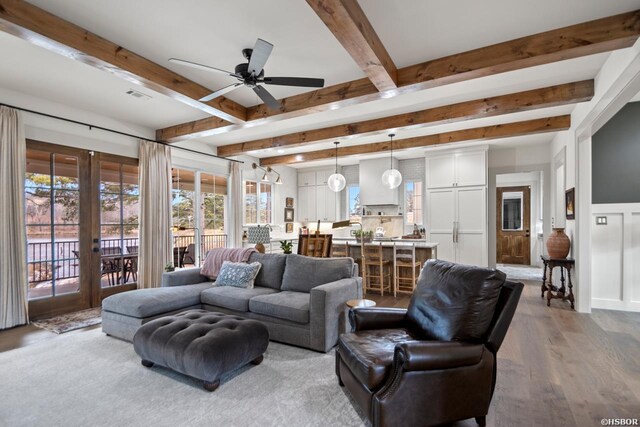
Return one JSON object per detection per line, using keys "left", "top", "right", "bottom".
{"left": 328, "top": 140, "right": 345, "bottom": 192}
{"left": 381, "top": 168, "right": 402, "bottom": 189}
{"left": 328, "top": 173, "right": 346, "bottom": 192}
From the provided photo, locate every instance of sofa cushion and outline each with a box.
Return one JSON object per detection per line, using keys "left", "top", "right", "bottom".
{"left": 214, "top": 261, "right": 261, "bottom": 289}
{"left": 249, "top": 291, "right": 310, "bottom": 324}
{"left": 102, "top": 283, "right": 212, "bottom": 318}
{"left": 406, "top": 259, "right": 505, "bottom": 342}
{"left": 248, "top": 252, "right": 287, "bottom": 290}
{"left": 200, "top": 286, "right": 279, "bottom": 312}
{"left": 281, "top": 254, "right": 353, "bottom": 293}
{"left": 338, "top": 328, "right": 417, "bottom": 390}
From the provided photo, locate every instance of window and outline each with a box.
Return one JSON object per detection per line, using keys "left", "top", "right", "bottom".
{"left": 405, "top": 181, "right": 423, "bottom": 228}
{"left": 244, "top": 180, "right": 272, "bottom": 224}
{"left": 200, "top": 173, "right": 227, "bottom": 253}
{"left": 172, "top": 168, "right": 195, "bottom": 228}
{"left": 347, "top": 184, "right": 361, "bottom": 221}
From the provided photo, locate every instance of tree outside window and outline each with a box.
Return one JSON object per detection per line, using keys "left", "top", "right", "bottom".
{"left": 348, "top": 184, "right": 361, "bottom": 221}
{"left": 405, "top": 181, "right": 423, "bottom": 229}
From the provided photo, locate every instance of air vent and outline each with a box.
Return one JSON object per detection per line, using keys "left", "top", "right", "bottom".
{"left": 125, "top": 89, "right": 151, "bottom": 101}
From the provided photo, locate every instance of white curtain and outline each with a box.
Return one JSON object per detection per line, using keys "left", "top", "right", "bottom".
{"left": 227, "top": 162, "right": 243, "bottom": 248}
{"left": 138, "top": 140, "right": 173, "bottom": 289}
{"left": 0, "top": 107, "right": 28, "bottom": 329}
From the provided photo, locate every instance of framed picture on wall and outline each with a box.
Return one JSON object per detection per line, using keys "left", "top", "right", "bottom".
{"left": 285, "top": 197, "right": 294, "bottom": 208}
{"left": 285, "top": 223, "right": 294, "bottom": 233}
{"left": 565, "top": 188, "right": 575, "bottom": 220}
{"left": 284, "top": 208, "right": 294, "bottom": 222}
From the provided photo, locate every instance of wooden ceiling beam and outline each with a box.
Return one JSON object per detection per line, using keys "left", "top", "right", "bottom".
{"left": 218, "top": 80, "right": 593, "bottom": 157}
{"left": 306, "top": 0, "right": 397, "bottom": 91}
{"left": 260, "top": 116, "right": 571, "bottom": 165}
{"left": 157, "top": 10, "right": 639, "bottom": 141}
{"left": 0, "top": 0, "right": 247, "bottom": 123}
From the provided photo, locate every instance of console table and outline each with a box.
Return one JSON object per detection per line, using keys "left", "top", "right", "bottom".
{"left": 540, "top": 256, "right": 575, "bottom": 310}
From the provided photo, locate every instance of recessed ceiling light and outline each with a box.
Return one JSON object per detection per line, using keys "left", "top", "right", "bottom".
{"left": 277, "top": 149, "right": 285, "bottom": 154}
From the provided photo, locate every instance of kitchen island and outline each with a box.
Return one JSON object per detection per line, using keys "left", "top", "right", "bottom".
{"left": 333, "top": 238, "right": 439, "bottom": 292}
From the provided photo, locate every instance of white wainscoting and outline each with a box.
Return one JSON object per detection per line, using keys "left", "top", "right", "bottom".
{"left": 591, "top": 203, "right": 640, "bottom": 312}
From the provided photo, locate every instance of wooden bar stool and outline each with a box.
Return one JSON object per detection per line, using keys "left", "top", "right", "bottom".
{"left": 364, "top": 243, "right": 391, "bottom": 296}
{"left": 298, "top": 233, "right": 333, "bottom": 257}
{"left": 331, "top": 243, "right": 349, "bottom": 257}
{"left": 393, "top": 244, "right": 422, "bottom": 297}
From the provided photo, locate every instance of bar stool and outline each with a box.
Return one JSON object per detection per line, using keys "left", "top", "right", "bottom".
{"left": 364, "top": 243, "right": 391, "bottom": 296}
{"left": 331, "top": 243, "right": 349, "bottom": 257}
{"left": 393, "top": 243, "right": 422, "bottom": 297}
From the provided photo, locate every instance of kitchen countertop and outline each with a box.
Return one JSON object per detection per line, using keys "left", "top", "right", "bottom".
{"left": 332, "top": 237, "right": 439, "bottom": 248}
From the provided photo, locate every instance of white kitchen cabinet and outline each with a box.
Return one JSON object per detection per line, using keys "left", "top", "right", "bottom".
{"left": 298, "top": 186, "right": 316, "bottom": 222}
{"left": 316, "top": 186, "right": 337, "bottom": 222}
{"left": 315, "top": 170, "right": 333, "bottom": 186}
{"left": 426, "top": 186, "right": 487, "bottom": 266}
{"left": 298, "top": 171, "right": 317, "bottom": 187}
{"left": 426, "top": 150, "right": 486, "bottom": 189}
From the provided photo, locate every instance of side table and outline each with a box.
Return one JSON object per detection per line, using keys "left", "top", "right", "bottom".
{"left": 346, "top": 299, "right": 377, "bottom": 309}
{"left": 540, "top": 255, "right": 575, "bottom": 310}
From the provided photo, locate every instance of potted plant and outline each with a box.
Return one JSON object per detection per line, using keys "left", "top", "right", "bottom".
{"left": 354, "top": 230, "right": 374, "bottom": 243}
{"left": 165, "top": 263, "right": 175, "bottom": 272}
{"left": 280, "top": 240, "right": 293, "bottom": 254}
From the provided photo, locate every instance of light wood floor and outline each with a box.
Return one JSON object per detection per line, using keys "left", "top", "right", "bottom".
{"left": 2, "top": 281, "right": 639, "bottom": 426}
{"left": 367, "top": 282, "right": 640, "bottom": 426}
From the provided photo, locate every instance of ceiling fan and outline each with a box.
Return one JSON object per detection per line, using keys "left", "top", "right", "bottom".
{"left": 169, "top": 39, "right": 325, "bottom": 111}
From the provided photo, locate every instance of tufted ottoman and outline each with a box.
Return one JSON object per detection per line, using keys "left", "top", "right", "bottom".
{"left": 133, "top": 309, "right": 269, "bottom": 391}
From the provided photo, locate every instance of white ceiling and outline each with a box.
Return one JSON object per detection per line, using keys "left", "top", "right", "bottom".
{"left": 0, "top": 0, "right": 637, "bottom": 167}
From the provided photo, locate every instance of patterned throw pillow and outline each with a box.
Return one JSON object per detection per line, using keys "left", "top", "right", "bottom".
{"left": 214, "top": 261, "right": 262, "bottom": 289}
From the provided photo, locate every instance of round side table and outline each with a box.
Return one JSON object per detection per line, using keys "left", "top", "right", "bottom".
{"left": 346, "top": 299, "right": 376, "bottom": 309}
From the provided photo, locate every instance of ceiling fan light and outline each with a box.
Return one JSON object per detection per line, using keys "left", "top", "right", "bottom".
{"left": 328, "top": 173, "right": 346, "bottom": 192}
{"left": 381, "top": 168, "right": 402, "bottom": 189}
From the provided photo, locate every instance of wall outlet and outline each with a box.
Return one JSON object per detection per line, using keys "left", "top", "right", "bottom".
{"left": 596, "top": 216, "right": 607, "bottom": 225}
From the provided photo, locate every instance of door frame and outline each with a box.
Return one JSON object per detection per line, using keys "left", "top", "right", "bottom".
{"left": 91, "top": 152, "right": 139, "bottom": 307}
{"left": 26, "top": 140, "right": 93, "bottom": 319}
{"left": 496, "top": 185, "right": 531, "bottom": 265}
{"left": 26, "top": 140, "right": 139, "bottom": 318}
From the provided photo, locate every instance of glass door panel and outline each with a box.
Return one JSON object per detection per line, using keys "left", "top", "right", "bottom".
{"left": 99, "top": 161, "right": 139, "bottom": 288}
{"left": 200, "top": 173, "right": 227, "bottom": 258}
{"left": 25, "top": 149, "right": 82, "bottom": 300}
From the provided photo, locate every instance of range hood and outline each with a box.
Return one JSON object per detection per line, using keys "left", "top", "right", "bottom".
{"left": 359, "top": 158, "right": 399, "bottom": 206}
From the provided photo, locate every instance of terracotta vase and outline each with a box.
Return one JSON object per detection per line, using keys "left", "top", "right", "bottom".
{"left": 546, "top": 228, "right": 570, "bottom": 259}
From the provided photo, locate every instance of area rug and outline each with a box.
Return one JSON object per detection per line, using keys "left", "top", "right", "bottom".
{"left": 31, "top": 308, "right": 102, "bottom": 334}
{"left": 0, "top": 329, "right": 366, "bottom": 427}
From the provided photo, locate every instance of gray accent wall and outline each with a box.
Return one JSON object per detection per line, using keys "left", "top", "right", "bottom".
{"left": 592, "top": 102, "right": 640, "bottom": 204}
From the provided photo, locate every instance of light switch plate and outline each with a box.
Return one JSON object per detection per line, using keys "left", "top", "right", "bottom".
{"left": 596, "top": 216, "right": 607, "bottom": 225}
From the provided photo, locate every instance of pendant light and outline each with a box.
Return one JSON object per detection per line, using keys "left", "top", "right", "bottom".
{"left": 327, "top": 141, "right": 346, "bottom": 192}
{"left": 381, "top": 133, "right": 402, "bottom": 189}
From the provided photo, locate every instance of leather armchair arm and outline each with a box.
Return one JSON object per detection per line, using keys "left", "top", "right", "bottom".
{"left": 349, "top": 308, "right": 407, "bottom": 331}
{"left": 395, "top": 341, "right": 485, "bottom": 372}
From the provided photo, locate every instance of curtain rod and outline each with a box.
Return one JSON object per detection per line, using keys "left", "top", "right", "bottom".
{"left": 0, "top": 102, "right": 244, "bottom": 164}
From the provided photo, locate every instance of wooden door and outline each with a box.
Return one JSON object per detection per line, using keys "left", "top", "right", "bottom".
{"left": 26, "top": 141, "right": 93, "bottom": 318}
{"left": 497, "top": 186, "right": 531, "bottom": 265}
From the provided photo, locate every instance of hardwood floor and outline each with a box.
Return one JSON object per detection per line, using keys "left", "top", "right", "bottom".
{"left": 367, "top": 281, "right": 640, "bottom": 426}
{"left": 1, "top": 281, "right": 639, "bottom": 426}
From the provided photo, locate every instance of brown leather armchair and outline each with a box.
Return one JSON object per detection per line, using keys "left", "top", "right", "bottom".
{"left": 336, "top": 260, "right": 523, "bottom": 427}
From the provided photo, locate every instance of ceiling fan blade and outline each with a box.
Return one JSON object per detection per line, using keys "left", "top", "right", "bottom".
{"left": 169, "top": 58, "right": 237, "bottom": 77}
{"left": 262, "top": 77, "right": 325, "bottom": 88}
{"left": 253, "top": 85, "right": 281, "bottom": 110}
{"left": 199, "top": 83, "right": 243, "bottom": 102}
{"left": 247, "top": 38, "right": 273, "bottom": 76}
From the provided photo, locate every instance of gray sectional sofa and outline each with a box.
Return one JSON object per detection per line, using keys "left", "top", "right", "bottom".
{"left": 102, "top": 252, "right": 362, "bottom": 352}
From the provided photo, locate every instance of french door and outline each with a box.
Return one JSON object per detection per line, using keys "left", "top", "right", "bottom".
{"left": 26, "top": 141, "right": 139, "bottom": 318}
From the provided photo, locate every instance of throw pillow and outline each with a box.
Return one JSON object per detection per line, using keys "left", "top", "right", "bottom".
{"left": 406, "top": 259, "right": 505, "bottom": 342}
{"left": 214, "top": 261, "right": 262, "bottom": 289}
{"left": 281, "top": 254, "right": 353, "bottom": 293}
